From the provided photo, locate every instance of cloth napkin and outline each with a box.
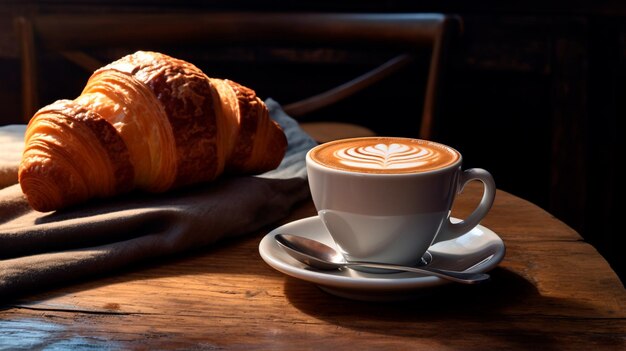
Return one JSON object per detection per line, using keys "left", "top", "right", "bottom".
{"left": 0, "top": 99, "right": 317, "bottom": 299}
{"left": 0, "top": 124, "right": 25, "bottom": 190}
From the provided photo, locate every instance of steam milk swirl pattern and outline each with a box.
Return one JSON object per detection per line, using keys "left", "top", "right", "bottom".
{"left": 336, "top": 143, "right": 437, "bottom": 170}
{"left": 310, "top": 137, "right": 460, "bottom": 174}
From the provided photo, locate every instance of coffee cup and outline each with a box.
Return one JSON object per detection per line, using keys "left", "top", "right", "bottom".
{"left": 305, "top": 136, "right": 496, "bottom": 268}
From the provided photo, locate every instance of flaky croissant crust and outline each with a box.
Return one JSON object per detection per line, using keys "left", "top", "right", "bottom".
{"left": 19, "top": 51, "right": 287, "bottom": 212}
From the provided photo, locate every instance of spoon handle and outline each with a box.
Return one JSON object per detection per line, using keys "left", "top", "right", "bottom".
{"left": 345, "top": 262, "right": 490, "bottom": 284}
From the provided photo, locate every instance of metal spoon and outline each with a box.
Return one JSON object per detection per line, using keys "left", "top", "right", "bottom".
{"left": 275, "top": 233, "right": 490, "bottom": 284}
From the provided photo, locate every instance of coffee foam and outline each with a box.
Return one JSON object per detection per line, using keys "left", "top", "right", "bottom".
{"left": 310, "top": 137, "right": 460, "bottom": 174}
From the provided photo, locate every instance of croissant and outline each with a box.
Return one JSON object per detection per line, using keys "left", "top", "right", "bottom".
{"left": 18, "top": 51, "right": 287, "bottom": 212}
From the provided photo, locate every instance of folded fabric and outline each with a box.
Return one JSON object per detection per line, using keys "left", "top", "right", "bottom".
{"left": 0, "top": 124, "right": 25, "bottom": 190}
{"left": 0, "top": 99, "right": 317, "bottom": 299}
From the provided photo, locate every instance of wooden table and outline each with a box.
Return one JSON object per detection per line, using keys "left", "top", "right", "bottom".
{"left": 1, "top": 183, "right": 624, "bottom": 350}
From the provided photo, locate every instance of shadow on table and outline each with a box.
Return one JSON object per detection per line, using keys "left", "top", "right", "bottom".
{"left": 283, "top": 267, "right": 599, "bottom": 350}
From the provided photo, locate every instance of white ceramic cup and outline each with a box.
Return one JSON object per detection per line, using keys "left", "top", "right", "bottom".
{"left": 306, "top": 137, "right": 496, "bottom": 268}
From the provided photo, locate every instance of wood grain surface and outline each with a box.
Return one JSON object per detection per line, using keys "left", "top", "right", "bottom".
{"left": 1, "top": 182, "right": 624, "bottom": 350}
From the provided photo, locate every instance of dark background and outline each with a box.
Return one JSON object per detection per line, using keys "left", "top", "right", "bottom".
{"left": 0, "top": 1, "right": 623, "bottom": 284}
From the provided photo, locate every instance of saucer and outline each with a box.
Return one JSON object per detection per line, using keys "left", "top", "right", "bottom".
{"left": 259, "top": 216, "right": 506, "bottom": 301}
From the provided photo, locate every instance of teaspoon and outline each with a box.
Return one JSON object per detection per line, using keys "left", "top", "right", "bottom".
{"left": 275, "top": 233, "right": 490, "bottom": 284}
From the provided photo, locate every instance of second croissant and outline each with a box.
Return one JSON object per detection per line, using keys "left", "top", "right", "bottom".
{"left": 19, "top": 51, "right": 288, "bottom": 212}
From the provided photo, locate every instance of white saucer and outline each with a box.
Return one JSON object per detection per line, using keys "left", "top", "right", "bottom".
{"left": 259, "top": 216, "right": 506, "bottom": 301}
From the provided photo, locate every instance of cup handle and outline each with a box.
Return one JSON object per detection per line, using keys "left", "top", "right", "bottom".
{"left": 432, "top": 168, "right": 496, "bottom": 244}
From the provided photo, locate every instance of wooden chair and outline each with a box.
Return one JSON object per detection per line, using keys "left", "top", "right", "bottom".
{"left": 14, "top": 12, "right": 460, "bottom": 140}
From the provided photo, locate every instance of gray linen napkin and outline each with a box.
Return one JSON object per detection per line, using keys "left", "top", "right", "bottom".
{"left": 0, "top": 99, "right": 316, "bottom": 299}
{"left": 0, "top": 124, "right": 25, "bottom": 190}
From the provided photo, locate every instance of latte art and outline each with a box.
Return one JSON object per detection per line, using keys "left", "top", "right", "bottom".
{"left": 336, "top": 143, "right": 436, "bottom": 170}
{"left": 310, "top": 137, "right": 460, "bottom": 174}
